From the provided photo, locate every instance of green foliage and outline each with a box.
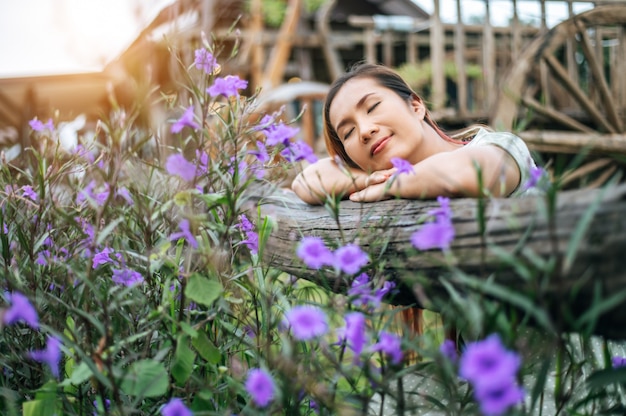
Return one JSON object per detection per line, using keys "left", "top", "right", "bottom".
{"left": 246, "top": 0, "right": 328, "bottom": 28}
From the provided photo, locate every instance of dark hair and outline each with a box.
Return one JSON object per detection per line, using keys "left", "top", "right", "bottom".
{"left": 323, "top": 63, "right": 465, "bottom": 169}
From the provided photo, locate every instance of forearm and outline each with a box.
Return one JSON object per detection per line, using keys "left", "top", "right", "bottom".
{"left": 291, "top": 157, "right": 367, "bottom": 204}
{"left": 388, "top": 151, "right": 517, "bottom": 199}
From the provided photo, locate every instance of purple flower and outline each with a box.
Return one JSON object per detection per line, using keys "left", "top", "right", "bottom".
{"left": 76, "top": 180, "right": 97, "bottom": 205}
{"left": 348, "top": 273, "right": 372, "bottom": 306}
{"left": 3, "top": 291, "right": 39, "bottom": 329}
{"left": 29, "top": 118, "right": 54, "bottom": 132}
{"left": 21, "top": 185, "right": 38, "bottom": 202}
{"left": 342, "top": 312, "right": 367, "bottom": 360}
{"left": 116, "top": 187, "right": 133, "bottom": 205}
{"left": 245, "top": 368, "right": 275, "bottom": 407}
{"left": 194, "top": 48, "right": 217, "bottom": 74}
{"left": 161, "top": 397, "right": 193, "bottom": 416}
{"left": 249, "top": 141, "right": 270, "bottom": 164}
{"left": 280, "top": 141, "right": 318, "bottom": 164}
{"left": 92, "top": 398, "right": 111, "bottom": 416}
{"left": 473, "top": 377, "right": 525, "bottom": 416}
{"left": 372, "top": 281, "right": 396, "bottom": 305}
{"left": 196, "top": 150, "right": 209, "bottom": 174}
{"left": 411, "top": 198, "right": 455, "bottom": 251}
{"left": 296, "top": 236, "right": 334, "bottom": 269}
{"left": 262, "top": 122, "right": 300, "bottom": 147}
{"left": 238, "top": 215, "right": 258, "bottom": 254}
{"left": 439, "top": 339, "right": 458, "bottom": 362}
{"left": 253, "top": 114, "right": 275, "bottom": 131}
{"left": 29, "top": 336, "right": 62, "bottom": 378}
{"left": 284, "top": 305, "right": 328, "bottom": 341}
{"left": 171, "top": 106, "right": 200, "bottom": 134}
{"left": 95, "top": 183, "right": 110, "bottom": 206}
{"left": 36, "top": 250, "right": 51, "bottom": 266}
{"left": 169, "top": 219, "right": 198, "bottom": 249}
{"left": 370, "top": 331, "right": 403, "bottom": 365}
{"left": 111, "top": 268, "right": 144, "bottom": 286}
{"left": 93, "top": 247, "right": 115, "bottom": 269}
{"left": 166, "top": 154, "right": 197, "bottom": 182}
{"left": 459, "top": 334, "right": 521, "bottom": 384}
{"left": 333, "top": 244, "right": 369, "bottom": 275}
{"left": 207, "top": 75, "right": 248, "bottom": 98}
{"left": 612, "top": 356, "right": 626, "bottom": 368}
{"left": 74, "top": 144, "right": 95, "bottom": 163}
{"left": 523, "top": 166, "right": 546, "bottom": 190}
{"left": 390, "top": 157, "right": 415, "bottom": 175}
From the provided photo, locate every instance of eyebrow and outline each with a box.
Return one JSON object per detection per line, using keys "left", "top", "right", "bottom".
{"left": 335, "top": 92, "right": 375, "bottom": 133}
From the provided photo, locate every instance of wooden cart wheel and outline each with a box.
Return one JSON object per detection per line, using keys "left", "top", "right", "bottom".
{"left": 491, "top": 4, "right": 626, "bottom": 188}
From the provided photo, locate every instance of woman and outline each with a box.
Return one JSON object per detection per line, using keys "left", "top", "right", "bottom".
{"left": 291, "top": 63, "right": 538, "bottom": 204}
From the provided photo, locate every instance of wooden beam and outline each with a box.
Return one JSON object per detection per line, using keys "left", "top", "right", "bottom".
{"left": 252, "top": 184, "right": 626, "bottom": 339}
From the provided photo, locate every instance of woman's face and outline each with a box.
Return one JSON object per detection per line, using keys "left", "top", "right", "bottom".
{"left": 328, "top": 77, "right": 427, "bottom": 172}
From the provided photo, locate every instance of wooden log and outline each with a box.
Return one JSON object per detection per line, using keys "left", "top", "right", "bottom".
{"left": 253, "top": 185, "right": 626, "bottom": 339}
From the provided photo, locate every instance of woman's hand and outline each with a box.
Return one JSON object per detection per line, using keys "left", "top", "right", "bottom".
{"left": 349, "top": 168, "right": 396, "bottom": 202}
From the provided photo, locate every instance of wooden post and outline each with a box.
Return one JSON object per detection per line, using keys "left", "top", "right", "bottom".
{"left": 316, "top": 0, "right": 344, "bottom": 81}
{"left": 454, "top": 0, "right": 467, "bottom": 116}
{"left": 250, "top": 0, "right": 264, "bottom": 91}
{"left": 482, "top": 0, "right": 495, "bottom": 112}
{"left": 263, "top": 0, "right": 302, "bottom": 89}
{"left": 383, "top": 29, "right": 393, "bottom": 67}
{"left": 365, "top": 28, "right": 377, "bottom": 64}
{"left": 407, "top": 31, "right": 418, "bottom": 64}
{"left": 617, "top": 21, "right": 626, "bottom": 128}
{"left": 565, "top": 0, "right": 579, "bottom": 96}
{"left": 430, "top": 0, "right": 446, "bottom": 112}
{"left": 539, "top": 0, "right": 551, "bottom": 108}
{"left": 511, "top": 0, "right": 522, "bottom": 61}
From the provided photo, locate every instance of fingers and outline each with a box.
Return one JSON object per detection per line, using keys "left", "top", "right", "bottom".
{"left": 366, "top": 171, "right": 392, "bottom": 187}
{"left": 349, "top": 184, "right": 389, "bottom": 202}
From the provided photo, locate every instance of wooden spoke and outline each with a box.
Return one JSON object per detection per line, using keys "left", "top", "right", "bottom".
{"left": 521, "top": 95, "right": 594, "bottom": 133}
{"left": 543, "top": 54, "right": 614, "bottom": 133}
{"left": 573, "top": 18, "right": 623, "bottom": 132}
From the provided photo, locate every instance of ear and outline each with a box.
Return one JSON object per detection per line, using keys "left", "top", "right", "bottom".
{"left": 409, "top": 93, "right": 426, "bottom": 120}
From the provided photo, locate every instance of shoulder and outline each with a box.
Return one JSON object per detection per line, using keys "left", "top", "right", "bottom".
{"left": 465, "top": 128, "right": 540, "bottom": 197}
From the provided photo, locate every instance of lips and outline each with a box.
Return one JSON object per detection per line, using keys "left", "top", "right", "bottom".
{"left": 370, "top": 136, "right": 391, "bottom": 156}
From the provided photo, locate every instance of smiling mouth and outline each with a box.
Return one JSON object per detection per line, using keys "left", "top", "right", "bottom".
{"left": 371, "top": 136, "right": 391, "bottom": 156}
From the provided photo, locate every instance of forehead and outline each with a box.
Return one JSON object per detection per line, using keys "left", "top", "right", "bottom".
{"left": 329, "top": 77, "right": 386, "bottom": 122}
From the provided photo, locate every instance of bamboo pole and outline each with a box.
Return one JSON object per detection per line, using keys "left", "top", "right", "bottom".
{"left": 430, "top": 0, "right": 446, "bottom": 111}
{"left": 454, "top": 0, "right": 467, "bottom": 117}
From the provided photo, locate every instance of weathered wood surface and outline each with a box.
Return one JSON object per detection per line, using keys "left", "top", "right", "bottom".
{"left": 253, "top": 185, "right": 626, "bottom": 339}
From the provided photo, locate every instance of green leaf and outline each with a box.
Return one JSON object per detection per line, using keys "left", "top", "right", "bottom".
{"left": 185, "top": 273, "right": 223, "bottom": 307}
{"left": 22, "top": 400, "right": 56, "bottom": 416}
{"left": 171, "top": 335, "right": 196, "bottom": 385}
{"left": 198, "top": 192, "right": 227, "bottom": 206}
{"left": 120, "top": 360, "right": 169, "bottom": 398}
{"left": 587, "top": 367, "right": 626, "bottom": 390}
{"left": 59, "top": 362, "right": 93, "bottom": 387}
{"left": 23, "top": 381, "right": 58, "bottom": 416}
{"left": 95, "top": 217, "right": 125, "bottom": 246}
{"left": 192, "top": 331, "right": 222, "bottom": 364}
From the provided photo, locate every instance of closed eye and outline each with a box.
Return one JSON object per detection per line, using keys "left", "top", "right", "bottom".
{"left": 343, "top": 127, "right": 354, "bottom": 141}
{"left": 367, "top": 102, "right": 381, "bottom": 113}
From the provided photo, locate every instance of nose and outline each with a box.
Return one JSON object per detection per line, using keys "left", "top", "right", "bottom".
{"left": 359, "top": 121, "right": 378, "bottom": 143}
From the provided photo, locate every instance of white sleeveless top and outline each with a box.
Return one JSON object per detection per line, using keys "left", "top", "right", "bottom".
{"left": 464, "top": 128, "right": 541, "bottom": 197}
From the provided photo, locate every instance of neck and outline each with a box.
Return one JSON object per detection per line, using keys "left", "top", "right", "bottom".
{"left": 409, "top": 121, "right": 459, "bottom": 164}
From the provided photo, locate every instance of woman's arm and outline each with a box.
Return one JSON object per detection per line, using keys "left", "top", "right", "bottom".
{"left": 291, "top": 157, "right": 392, "bottom": 205}
{"left": 349, "top": 145, "right": 520, "bottom": 202}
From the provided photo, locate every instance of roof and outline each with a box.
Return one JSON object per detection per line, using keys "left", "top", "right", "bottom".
{"left": 330, "top": 0, "right": 431, "bottom": 24}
